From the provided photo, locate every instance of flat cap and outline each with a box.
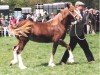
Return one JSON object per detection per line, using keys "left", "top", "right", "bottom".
{"left": 75, "top": 1, "right": 85, "bottom": 6}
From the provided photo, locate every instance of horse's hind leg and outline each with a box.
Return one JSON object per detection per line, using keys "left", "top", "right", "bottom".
{"left": 10, "top": 45, "right": 19, "bottom": 66}
{"left": 48, "top": 42, "right": 58, "bottom": 67}
{"left": 58, "top": 39, "right": 74, "bottom": 63}
{"left": 10, "top": 39, "right": 28, "bottom": 69}
{"left": 17, "top": 40, "right": 29, "bottom": 69}
{"left": 17, "top": 52, "right": 27, "bottom": 69}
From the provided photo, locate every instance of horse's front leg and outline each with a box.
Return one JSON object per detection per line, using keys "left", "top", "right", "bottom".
{"left": 48, "top": 42, "right": 58, "bottom": 67}
{"left": 58, "top": 39, "right": 75, "bottom": 63}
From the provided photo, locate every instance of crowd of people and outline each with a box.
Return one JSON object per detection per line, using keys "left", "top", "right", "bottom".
{"left": 0, "top": 2, "right": 99, "bottom": 37}
{"left": 0, "top": 10, "right": 57, "bottom": 37}
{"left": 83, "top": 8, "right": 99, "bottom": 34}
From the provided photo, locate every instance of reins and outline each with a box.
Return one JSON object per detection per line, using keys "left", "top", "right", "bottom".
{"left": 74, "top": 23, "right": 86, "bottom": 40}
{"left": 69, "top": 10, "right": 86, "bottom": 40}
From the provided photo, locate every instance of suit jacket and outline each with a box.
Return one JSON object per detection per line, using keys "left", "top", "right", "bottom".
{"left": 69, "top": 10, "right": 86, "bottom": 37}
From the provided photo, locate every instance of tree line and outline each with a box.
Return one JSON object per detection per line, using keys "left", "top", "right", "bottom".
{"left": 0, "top": 0, "right": 99, "bottom": 10}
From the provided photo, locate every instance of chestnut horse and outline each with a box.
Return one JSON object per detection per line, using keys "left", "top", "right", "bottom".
{"left": 9, "top": 3, "right": 81, "bottom": 69}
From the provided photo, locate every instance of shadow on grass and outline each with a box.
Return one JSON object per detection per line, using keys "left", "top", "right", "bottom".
{"left": 33, "top": 63, "right": 48, "bottom": 68}
{"left": 33, "top": 62, "right": 79, "bottom": 68}
{"left": 33, "top": 61, "right": 96, "bottom": 68}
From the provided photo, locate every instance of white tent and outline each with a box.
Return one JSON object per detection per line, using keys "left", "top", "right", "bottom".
{"left": 0, "top": 5, "right": 9, "bottom": 10}
{"left": 21, "top": 7, "right": 32, "bottom": 13}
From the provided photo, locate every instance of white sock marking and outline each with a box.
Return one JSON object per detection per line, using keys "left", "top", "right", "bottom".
{"left": 11, "top": 46, "right": 18, "bottom": 64}
{"left": 18, "top": 54, "right": 27, "bottom": 69}
{"left": 48, "top": 54, "right": 56, "bottom": 67}
{"left": 67, "top": 50, "right": 75, "bottom": 63}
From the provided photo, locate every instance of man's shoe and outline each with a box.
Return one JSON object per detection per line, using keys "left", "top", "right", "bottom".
{"left": 88, "top": 60, "right": 95, "bottom": 64}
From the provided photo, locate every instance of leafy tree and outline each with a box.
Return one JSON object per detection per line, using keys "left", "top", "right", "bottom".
{"left": 79, "top": 0, "right": 99, "bottom": 9}
{"left": 8, "top": 0, "right": 16, "bottom": 10}
{"left": 53, "top": 0, "right": 77, "bottom": 3}
{"left": 0, "top": 0, "right": 99, "bottom": 10}
{"left": 53, "top": 0, "right": 99, "bottom": 9}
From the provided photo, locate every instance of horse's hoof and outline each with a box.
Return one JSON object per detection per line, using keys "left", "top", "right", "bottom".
{"left": 19, "top": 66, "right": 27, "bottom": 69}
{"left": 10, "top": 60, "right": 18, "bottom": 65}
{"left": 67, "top": 61, "right": 75, "bottom": 64}
{"left": 67, "top": 58, "right": 75, "bottom": 63}
{"left": 9, "top": 63, "right": 12, "bottom": 66}
{"left": 48, "top": 63, "right": 56, "bottom": 67}
{"left": 88, "top": 61, "right": 95, "bottom": 64}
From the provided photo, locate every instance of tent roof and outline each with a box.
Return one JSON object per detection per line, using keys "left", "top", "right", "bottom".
{"left": 0, "top": 5, "right": 9, "bottom": 10}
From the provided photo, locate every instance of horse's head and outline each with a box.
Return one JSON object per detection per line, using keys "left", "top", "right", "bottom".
{"left": 62, "top": 2, "right": 82, "bottom": 21}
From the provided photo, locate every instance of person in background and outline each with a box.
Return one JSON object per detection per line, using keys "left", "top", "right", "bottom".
{"left": 88, "top": 9, "right": 96, "bottom": 35}
{"left": 9, "top": 16, "right": 16, "bottom": 37}
{"left": 37, "top": 13, "right": 43, "bottom": 22}
{"left": 60, "top": 1, "right": 95, "bottom": 64}
{"left": 42, "top": 11, "right": 50, "bottom": 22}
{"left": 9, "top": 16, "right": 16, "bottom": 27}
{"left": 1, "top": 17, "right": 9, "bottom": 37}
{"left": 95, "top": 10, "right": 99, "bottom": 32}
{"left": 0, "top": 18, "right": 3, "bottom": 36}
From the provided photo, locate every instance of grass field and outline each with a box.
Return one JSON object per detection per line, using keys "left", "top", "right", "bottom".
{"left": 0, "top": 34, "right": 99, "bottom": 75}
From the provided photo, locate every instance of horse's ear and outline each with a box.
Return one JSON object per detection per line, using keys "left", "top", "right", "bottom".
{"left": 65, "top": 2, "right": 72, "bottom": 9}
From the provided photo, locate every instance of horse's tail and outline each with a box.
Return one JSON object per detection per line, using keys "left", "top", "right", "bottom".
{"left": 8, "top": 20, "right": 32, "bottom": 37}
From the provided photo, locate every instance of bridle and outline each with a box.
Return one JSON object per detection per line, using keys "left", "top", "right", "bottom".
{"left": 68, "top": 9, "right": 80, "bottom": 21}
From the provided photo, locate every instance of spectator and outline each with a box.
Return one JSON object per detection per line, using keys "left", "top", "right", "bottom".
{"left": 1, "top": 17, "right": 9, "bottom": 37}
{"left": 95, "top": 10, "right": 99, "bottom": 32}
{"left": 88, "top": 9, "right": 96, "bottom": 35}
{"left": 9, "top": 16, "right": 16, "bottom": 27}
{"left": 42, "top": 11, "right": 50, "bottom": 22}
{"left": 37, "top": 13, "right": 43, "bottom": 22}
{"left": 0, "top": 18, "right": 3, "bottom": 36}
{"left": 9, "top": 16, "right": 17, "bottom": 37}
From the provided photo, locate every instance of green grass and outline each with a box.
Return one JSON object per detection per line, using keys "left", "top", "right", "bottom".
{"left": 0, "top": 34, "right": 99, "bottom": 75}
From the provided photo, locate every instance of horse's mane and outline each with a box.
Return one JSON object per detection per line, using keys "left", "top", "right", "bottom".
{"left": 48, "top": 7, "right": 69, "bottom": 22}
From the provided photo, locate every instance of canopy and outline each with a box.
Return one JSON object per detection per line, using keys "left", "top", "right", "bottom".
{"left": 0, "top": 5, "right": 9, "bottom": 10}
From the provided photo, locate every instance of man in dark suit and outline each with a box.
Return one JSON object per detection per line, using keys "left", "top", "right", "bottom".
{"left": 60, "top": 1, "right": 95, "bottom": 64}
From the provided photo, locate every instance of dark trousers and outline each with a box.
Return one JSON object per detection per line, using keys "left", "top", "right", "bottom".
{"left": 60, "top": 35, "right": 95, "bottom": 63}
